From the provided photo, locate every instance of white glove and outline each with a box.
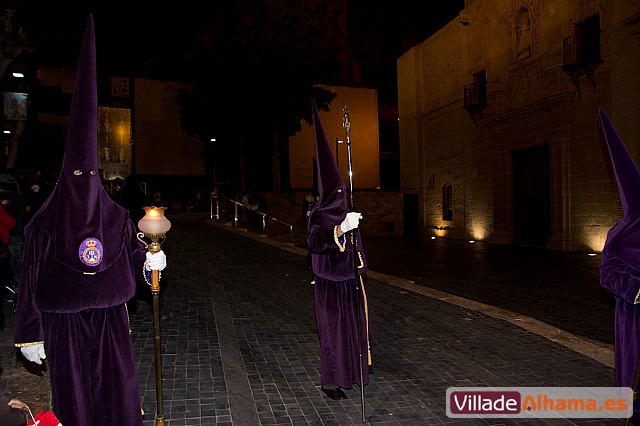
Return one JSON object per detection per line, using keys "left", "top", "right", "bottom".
{"left": 145, "top": 250, "right": 167, "bottom": 271}
{"left": 340, "top": 212, "right": 363, "bottom": 233}
{"left": 21, "top": 344, "right": 46, "bottom": 365}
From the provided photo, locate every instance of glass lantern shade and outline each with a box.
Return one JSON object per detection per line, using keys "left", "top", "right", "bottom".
{"left": 138, "top": 207, "right": 171, "bottom": 235}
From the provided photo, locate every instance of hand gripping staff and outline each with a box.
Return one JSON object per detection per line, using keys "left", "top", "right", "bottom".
{"left": 342, "top": 106, "right": 367, "bottom": 423}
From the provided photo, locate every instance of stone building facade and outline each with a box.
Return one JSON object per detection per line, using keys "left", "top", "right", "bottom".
{"left": 397, "top": 0, "right": 640, "bottom": 252}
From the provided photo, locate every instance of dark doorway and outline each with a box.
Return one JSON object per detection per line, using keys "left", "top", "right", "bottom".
{"left": 512, "top": 144, "right": 551, "bottom": 247}
{"left": 403, "top": 194, "right": 419, "bottom": 237}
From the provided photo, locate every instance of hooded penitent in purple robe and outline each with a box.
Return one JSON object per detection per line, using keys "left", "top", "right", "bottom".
{"left": 14, "top": 16, "right": 147, "bottom": 426}
{"left": 598, "top": 107, "right": 640, "bottom": 421}
{"left": 307, "top": 100, "right": 372, "bottom": 389}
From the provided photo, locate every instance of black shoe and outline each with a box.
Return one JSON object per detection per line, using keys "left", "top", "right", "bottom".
{"left": 322, "top": 387, "right": 347, "bottom": 400}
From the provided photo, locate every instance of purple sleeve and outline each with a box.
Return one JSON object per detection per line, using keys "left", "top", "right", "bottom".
{"left": 307, "top": 221, "right": 341, "bottom": 253}
{"left": 600, "top": 254, "right": 640, "bottom": 304}
{"left": 14, "top": 224, "right": 45, "bottom": 346}
{"left": 308, "top": 218, "right": 367, "bottom": 281}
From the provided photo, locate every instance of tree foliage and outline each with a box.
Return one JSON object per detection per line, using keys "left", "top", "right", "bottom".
{"left": 176, "top": 1, "right": 347, "bottom": 191}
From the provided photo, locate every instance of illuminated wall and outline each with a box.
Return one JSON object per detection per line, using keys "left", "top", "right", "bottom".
{"left": 289, "top": 85, "right": 380, "bottom": 190}
{"left": 133, "top": 78, "right": 204, "bottom": 176}
{"left": 98, "top": 107, "right": 131, "bottom": 180}
{"left": 398, "top": 0, "right": 640, "bottom": 252}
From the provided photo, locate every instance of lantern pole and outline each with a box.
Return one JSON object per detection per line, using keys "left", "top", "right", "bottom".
{"left": 137, "top": 206, "right": 171, "bottom": 426}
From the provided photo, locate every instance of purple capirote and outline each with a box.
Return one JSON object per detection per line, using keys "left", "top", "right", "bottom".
{"left": 598, "top": 106, "right": 640, "bottom": 421}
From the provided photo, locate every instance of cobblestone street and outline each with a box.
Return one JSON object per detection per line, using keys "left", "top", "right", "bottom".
{"left": 0, "top": 213, "right": 623, "bottom": 425}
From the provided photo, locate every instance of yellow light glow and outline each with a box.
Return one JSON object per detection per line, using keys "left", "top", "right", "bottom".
{"left": 117, "top": 125, "right": 126, "bottom": 142}
{"left": 434, "top": 229, "right": 447, "bottom": 237}
{"left": 585, "top": 233, "right": 605, "bottom": 253}
{"left": 471, "top": 224, "right": 487, "bottom": 241}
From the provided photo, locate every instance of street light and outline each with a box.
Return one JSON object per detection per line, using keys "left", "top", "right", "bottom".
{"left": 137, "top": 207, "right": 171, "bottom": 426}
{"left": 335, "top": 138, "right": 344, "bottom": 167}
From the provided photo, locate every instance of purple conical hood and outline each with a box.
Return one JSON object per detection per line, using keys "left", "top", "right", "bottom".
{"left": 599, "top": 106, "right": 640, "bottom": 265}
{"left": 63, "top": 15, "right": 98, "bottom": 170}
{"left": 29, "top": 15, "right": 129, "bottom": 274}
{"left": 599, "top": 107, "right": 640, "bottom": 217}
{"left": 308, "top": 99, "right": 347, "bottom": 228}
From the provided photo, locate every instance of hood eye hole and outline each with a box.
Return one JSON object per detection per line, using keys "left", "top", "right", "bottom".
{"left": 73, "top": 170, "right": 83, "bottom": 176}
{"left": 89, "top": 170, "right": 96, "bottom": 175}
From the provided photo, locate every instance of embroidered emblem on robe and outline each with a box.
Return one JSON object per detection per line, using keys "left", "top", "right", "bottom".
{"left": 78, "top": 237, "right": 103, "bottom": 266}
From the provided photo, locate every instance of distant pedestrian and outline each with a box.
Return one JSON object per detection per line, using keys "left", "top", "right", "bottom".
{"left": 0, "top": 199, "right": 15, "bottom": 329}
{"left": 306, "top": 100, "right": 372, "bottom": 400}
{"left": 303, "top": 192, "right": 317, "bottom": 276}
{"left": 247, "top": 192, "right": 259, "bottom": 231}
{"left": 597, "top": 107, "right": 640, "bottom": 423}
{"left": 303, "top": 192, "right": 315, "bottom": 223}
{"left": 119, "top": 175, "right": 147, "bottom": 224}
{"left": 24, "top": 173, "right": 48, "bottom": 224}
{"left": 151, "top": 190, "right": 167, "bottom": 208}
{"left": 0, "top": 173, "right": 27, "bottom": 290}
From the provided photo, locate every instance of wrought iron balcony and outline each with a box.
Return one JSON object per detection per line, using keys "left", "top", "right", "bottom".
{"left": 463, "top": 82, "right": 487, "bottom": 111}
{"left": 562, "top": 29, "right": 602, "bottom": 95}
{"left": 463, "top": 82, "right": 487, "bottom": 128}
{"left": 562, "top": 30, "right": 602, "bottom": 73}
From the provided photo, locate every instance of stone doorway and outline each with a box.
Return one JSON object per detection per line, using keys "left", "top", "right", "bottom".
{"left": 512, "top": 144, "right": 551, "bottom": 247}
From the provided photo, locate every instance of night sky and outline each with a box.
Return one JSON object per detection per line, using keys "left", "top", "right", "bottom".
{"left": 15, "top": 1, "right": 465, "bottom": 103}
{"left": 6, "top": 1, "right": 465, "bottom": 186}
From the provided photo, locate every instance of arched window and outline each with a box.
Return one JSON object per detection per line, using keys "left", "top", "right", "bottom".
{"left": 442, "top": 183, "right": 453, "bottom": 221}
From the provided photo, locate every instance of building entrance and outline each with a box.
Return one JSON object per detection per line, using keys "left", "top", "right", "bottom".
{"left": 512, "top": 144, "right": 551, "bottom": 247}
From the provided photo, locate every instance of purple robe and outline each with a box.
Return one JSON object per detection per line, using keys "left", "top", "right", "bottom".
{"left": 600, "top": 251, "right": 640, "bottom": 419}
{"left": 308, "top": 219, "right": 372, "bottom": 389}
{"left": 598, "top": 107, "right": 640, "bottom": 420}
{"left": 14, "top": 16, "right": 149, "bottom": 425}
{"left": 15, "top": 219, "right": 147, "bottom": 426}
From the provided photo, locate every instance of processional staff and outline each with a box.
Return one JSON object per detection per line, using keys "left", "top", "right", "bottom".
{"left": 342, "top": 106, "right": 367, "bottom": 424}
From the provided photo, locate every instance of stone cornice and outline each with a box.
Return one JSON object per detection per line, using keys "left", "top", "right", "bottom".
{"left": 481, "top": 91, "right": 576, "bottom": 128}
